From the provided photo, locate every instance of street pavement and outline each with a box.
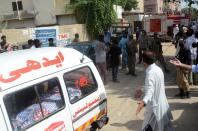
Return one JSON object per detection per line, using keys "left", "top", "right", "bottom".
{"left": 101, "top": 43, "right": 198, "bottom": 131}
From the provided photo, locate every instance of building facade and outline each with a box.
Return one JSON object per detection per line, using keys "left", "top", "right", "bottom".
{"left": 137, "top": 0, "right": 144, "bottom": 13}
{"left": 144, "top": 0, "right": 163, "bottom": 14}
{"left": 0, "top": 0, "right": 77, "bottom": 29}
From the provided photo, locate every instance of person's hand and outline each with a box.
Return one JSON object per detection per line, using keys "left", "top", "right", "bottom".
{"left": 134, "top": 88, "right": 142, "bottom": 100}
{"left": 169, "top": 58, "right": 181, "bottom": 67}
{"left": 136, "top": 100, "right": 145, "bottom": 115}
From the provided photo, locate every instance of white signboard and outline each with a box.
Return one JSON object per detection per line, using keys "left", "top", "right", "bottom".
{"left": 57, "top": 33, "right": 72, "bottom": 47}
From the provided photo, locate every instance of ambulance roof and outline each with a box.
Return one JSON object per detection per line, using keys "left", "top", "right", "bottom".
{"left": 0, "top": 47, "right": 91, "bottom": 91}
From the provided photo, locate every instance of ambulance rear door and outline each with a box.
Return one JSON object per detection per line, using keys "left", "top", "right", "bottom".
{"left": 1, "top": 73, "right": 74, "bottom": 131}
{"left": 62, "top": 63, "right": 108, "bottom": 131}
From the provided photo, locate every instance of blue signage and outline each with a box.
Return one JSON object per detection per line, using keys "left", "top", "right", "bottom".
{"left": 35, "top": 28, "right": 57, "bottom": 47}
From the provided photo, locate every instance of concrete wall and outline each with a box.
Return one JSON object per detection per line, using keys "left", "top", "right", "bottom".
{"left": 144, "top": 0, "right": 163, "bottom": 13}
{"left": 0, "top": 0, "right": 13, "bottom": 15}
{"left": 7, "top": 19, "right": 35, "bottom": 29}
{"left": 57, "top": 15, "right": 77, "bottom": 25}
{"left": 33, "top": 0, "right": 56, "bottom": 25}
{"left": 1, "top": 28, "right": 33, "bottom": 45}
{"left": 2, "top": 24, "right": 89, "bottom": 45}
{"left": 0, "top": 0, "right": 74, "bottom": 28}
{"left": 55, "top": 0, "right": 70, "bottom": 15}
{"left": 157, "top": 0, "right": 163, "bottom": 13}
{"left": 144, "top": 0, "right": 157, "bottom": 6}
{"left": 21, "top": 0, "right": 34, "bottom": 14}
{"left": 137, "top": 0, "right": 144, "bottom": 13}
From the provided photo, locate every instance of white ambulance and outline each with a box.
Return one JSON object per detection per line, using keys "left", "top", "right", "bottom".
{"left": 0, "top": 48, "right": 108, "bottom": 131}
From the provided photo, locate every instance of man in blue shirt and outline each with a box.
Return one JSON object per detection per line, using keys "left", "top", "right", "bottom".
{"left": 119, "top": 33, "right": 129, "bottom": 69}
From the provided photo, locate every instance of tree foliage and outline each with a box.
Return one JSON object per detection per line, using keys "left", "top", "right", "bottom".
{"left": 66, "top": 0, "right": 138, "bottom": 38}
{"left": 66, "top": 0, "right": 117, "bottom": 38}
{"left": 181, "top": 7, "right": 198, "bottom": 20}
{"left": 182, "top": 0, "right": 198, "bottom": 7}
{"left": 116, "top": 0, "right": 138, "bottom": 11}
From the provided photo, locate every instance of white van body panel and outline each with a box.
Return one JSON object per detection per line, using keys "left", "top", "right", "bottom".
{"left": 0, "top": 48, "right": 108, "bottom": 131}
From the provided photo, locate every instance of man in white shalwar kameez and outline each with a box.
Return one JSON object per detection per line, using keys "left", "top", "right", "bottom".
{"left": 136, "top": 51, "right": 174, "bottom": 131}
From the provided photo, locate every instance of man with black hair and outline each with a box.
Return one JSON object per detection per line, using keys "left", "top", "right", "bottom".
{"left": 73, "top": 33, "right": 80, "bottom": 42}
{"left": 33, "top": 39, "right": 42, "bottom": 48}
{"left": 136, "top": 51, "right": 173, "bottom": 131}
{"left": 126, "top": 35, "right": 138, "bottom": 76}
{"left": 48, "top": 38, "right": 56, "bottom": 47}
{"left": 0, "top": 35, "right": 12, "bottom": 51}
{"left": 109, "top": 37, "right": 122, "bottom": 82}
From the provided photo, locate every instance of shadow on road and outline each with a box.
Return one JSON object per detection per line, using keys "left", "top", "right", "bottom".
{"left": 170, "top": 101, "right": 198, "bottom": 131}
{"left": 166, "top": 87, "right": 198, "bottom": 99}
{"left": 110, "top": 119, "right": 143, "bottom": 131}
{"left": 106, "top": 55, "right": 178, "bottom": 100}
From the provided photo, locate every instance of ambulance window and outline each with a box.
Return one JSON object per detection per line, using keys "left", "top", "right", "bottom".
{"left": 3, "top": 78, "right": 65, "bottom": 131}
{"left": 63, "top": 67, "right": 98, "bottom": 104}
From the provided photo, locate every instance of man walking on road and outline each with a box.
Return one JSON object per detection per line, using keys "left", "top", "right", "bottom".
{"left": 126, "top": 35, "right": 138, "bottom": 76}
{"left": 138, "top": 30, "right": 149, "bottom": 64}
{"left": 95, "top": 35, "right": 108, "bottom": 84}
{"left": 136, "top": 51, "right": 174, "bottom": 131}
{"left": 109, "top": 38, "right": 122, "bottom": 82}
{"left": 150, "top": 33, "right": 169, "bottom": 72}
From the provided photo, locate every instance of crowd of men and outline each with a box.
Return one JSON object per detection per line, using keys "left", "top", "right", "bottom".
{"left": 94, "top": 28, "right": 169, "bottom": 85}
{"left": 0, "top": 33, "right": 81, "bottom": 52}
{"left": 94, "top": 23, "right": 198, "bottom": 100}
{"left": 0, "top": 35, "right": 56, "bottom": 52}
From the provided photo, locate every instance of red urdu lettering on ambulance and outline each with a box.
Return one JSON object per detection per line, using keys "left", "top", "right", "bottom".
{"left": 45, "top": 121, "right": 66, "bottom": 131}
{"left": 73, "top": 97, "right": 100, "bottom": 118}
{"left": 0, "top": 51, "right": 64, "bottom": 83}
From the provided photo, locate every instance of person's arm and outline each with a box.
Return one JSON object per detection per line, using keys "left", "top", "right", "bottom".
{"left": 169, "top": 58, "right": 193, "bottom": 71}
{"left": 136, "top": 74, "right": 154, "bottom": 115}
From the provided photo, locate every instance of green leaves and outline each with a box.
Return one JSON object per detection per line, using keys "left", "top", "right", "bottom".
{"left": 124, "top": 0, "right": 138, "bottom": 11}
{"left": 181, "top": 7, "right": 198, "bottom": 20}
{"left": 66, "top": 0, "right": 138, "bottom": 38}
{"left": 66, "top": 0, "right": 118, "bottom": 39}
{"left": 114, "top": 0, "right": 138, "bottom": 10}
